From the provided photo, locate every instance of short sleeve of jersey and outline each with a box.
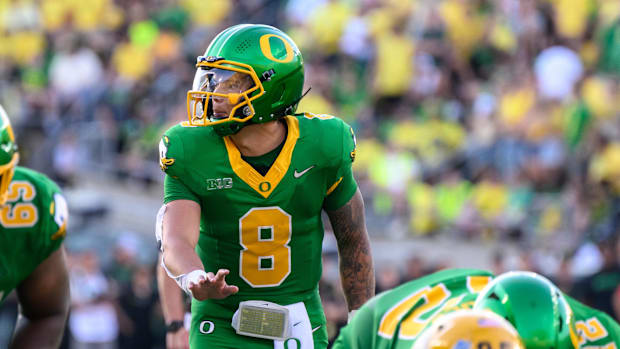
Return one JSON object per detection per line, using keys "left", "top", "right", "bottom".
{"left": 323, "top": 121, "right": 358, "bottom": 211}
{"left": 164, "top": 175, "right": 200, "bottom": 204}
{"left": 160, "top": 126, "right": 200, "bottom": 205}
{"left": 567, "top": 295, "right": 620, "bottom": 347}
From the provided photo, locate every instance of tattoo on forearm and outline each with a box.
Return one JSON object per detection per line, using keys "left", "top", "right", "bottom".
{"left": 327, "top": 190, "right": 375, "bottom": 310}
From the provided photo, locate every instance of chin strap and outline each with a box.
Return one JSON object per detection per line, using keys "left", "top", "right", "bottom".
{"left": 260, "top": 87, "right": 313, "bottom": 122}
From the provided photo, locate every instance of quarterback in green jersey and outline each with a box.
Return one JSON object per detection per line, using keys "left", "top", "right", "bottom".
{"left": 158, "top": 24, "right": 375, "bottom": 348}
{"left": 333, "top": 269, "right": 620, "bottom": 349}
{"left": 0, "top": 105, "right": 70, "bottom": 348}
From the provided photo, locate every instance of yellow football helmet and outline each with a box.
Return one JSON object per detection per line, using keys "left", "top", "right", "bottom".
{"left": 413, "top": 310, "right": 525, "bottom": 349}
{"left": 0, "top": 105, "right": 18, "bottom": 206}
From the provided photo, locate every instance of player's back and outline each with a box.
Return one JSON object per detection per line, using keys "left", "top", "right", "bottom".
{"left": 567, "top": 295, "right": 620, "bottom": 347}
{"left": 0, "top": 166, "right": 67, "bottom": 302}
{"left": 333, "top": 268, "right": 493, "bottom": 349}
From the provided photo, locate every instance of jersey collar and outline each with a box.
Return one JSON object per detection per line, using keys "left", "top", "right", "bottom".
{"left": 223, "top": 116, "right": 299, "bottom": 198}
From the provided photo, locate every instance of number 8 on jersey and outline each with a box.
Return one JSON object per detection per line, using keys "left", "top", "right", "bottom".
{"left": 239, "top": 207, "right": 291, "bottom": 287}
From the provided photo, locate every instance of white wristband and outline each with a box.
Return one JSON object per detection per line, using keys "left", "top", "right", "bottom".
{"left": 180, "top": 270, "right": 208, "bottom": 295}
{"left": 348, "top": 310, "right": 357, "bottom": 323}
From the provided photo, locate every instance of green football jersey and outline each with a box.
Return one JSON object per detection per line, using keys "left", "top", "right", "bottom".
{"left": 334, "top": 269, "right": 620, "bottom": 349}
{"left": 333, "top": 269, "right": 494, "bottom": 349}
{"left": 160, "top": 113, "right": 357, "bottom": 309}
{"left": 568, "top": 295, "right": 620, "bottom": 348}
{"left": 0, "top": 166, "right": 68, "bottom": 302}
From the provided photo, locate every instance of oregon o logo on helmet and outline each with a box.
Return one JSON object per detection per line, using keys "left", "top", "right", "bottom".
{"left": 199, "top": 320, "right": 214, "bottom": 334}
{"left": 259, "top": 34, "right": 294, "bottom": 63}
{"left": 259, "top": 181, "right": 271, "bottom": 192}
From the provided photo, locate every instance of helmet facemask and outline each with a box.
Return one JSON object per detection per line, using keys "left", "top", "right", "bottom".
{"left": 186, "top": 57, "right": 264, "bottom": 135}
{"left": 0, "top": 105, "right": 18, "bottom": 206}
{"left": 0, "top": 152, "right": 18, "bottom": 206}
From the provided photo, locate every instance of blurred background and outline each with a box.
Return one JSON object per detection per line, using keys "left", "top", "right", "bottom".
{"left": 1, "top": 0, "right": 620, "bottom": 347}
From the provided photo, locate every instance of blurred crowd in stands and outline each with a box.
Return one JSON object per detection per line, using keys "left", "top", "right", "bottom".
{"left": 1, "top": 0, "right": 620, "bottom": 347}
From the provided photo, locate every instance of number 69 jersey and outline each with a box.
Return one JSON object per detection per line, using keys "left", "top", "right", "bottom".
{"left": 160, "top": 113, "right": 357, "bottom": 308}
{"left": 0, "top": 167, "right": 68, "bottom": 302}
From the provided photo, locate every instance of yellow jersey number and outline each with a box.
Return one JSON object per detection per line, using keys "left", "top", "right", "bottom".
{"left": 379, "top": 276, "right": 492, "bottom": 340}
{"left": 239, "top": 207, "right": 291, "bottom": 287}
{"left": 0, "top": 181, "right": 38, "bottom": 228}
{"left": 577, "top": 317, "right": 616, "bottom": 349}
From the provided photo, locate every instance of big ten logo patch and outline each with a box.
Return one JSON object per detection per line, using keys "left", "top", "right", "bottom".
{"left": 206, "top": 178, "right": 233, "bottom": 191}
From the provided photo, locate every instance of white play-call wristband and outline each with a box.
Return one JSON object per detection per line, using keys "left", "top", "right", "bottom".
{"left": 348, "top": 310, "right": 357, "bottom": 323}
{"left": 161, "top": 254, "right": 207, "bottom": 297}
{"left": 180, "top": 270, "right": 208, "bottom": 295}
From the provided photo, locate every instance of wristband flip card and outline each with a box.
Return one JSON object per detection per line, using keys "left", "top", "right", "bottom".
{"left": 232, "top": 300, "right": 290, "bottom": 341}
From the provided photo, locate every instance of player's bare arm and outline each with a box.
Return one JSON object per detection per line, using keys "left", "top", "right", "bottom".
{"left": 11, "top": 247, "right": 69, "bottom": 349}
{"left": 326, "top": 189, "right": 375, "bottom": 311}
{"left": 162, "top": 200, "right": 238, "bottom": 300}
{"left": 156, "top": 256, "right": 190, "bottom": 349}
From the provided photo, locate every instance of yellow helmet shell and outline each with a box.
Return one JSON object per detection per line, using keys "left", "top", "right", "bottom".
{"left": 413, "top": 310, "right": 525, "bottom": 349}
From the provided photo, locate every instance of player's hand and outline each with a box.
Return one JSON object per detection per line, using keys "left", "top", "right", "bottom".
{"left": 188, "top": 269, "right": 239, "bottom": 301}
{"left": 166, "top": 328, "right": 190, "bottom": 349}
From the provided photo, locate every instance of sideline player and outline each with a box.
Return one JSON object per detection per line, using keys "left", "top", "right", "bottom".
{"left": 156, "top": 205, "right": 190, "bottom": 349}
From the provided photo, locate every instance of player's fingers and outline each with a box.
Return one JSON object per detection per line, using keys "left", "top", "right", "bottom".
{"left": 215, "top": 269, "right": 230, "bottom": 281}
{"left": 199, "top": 272, "right": 214, "bottom": 286}
{"left": 223, "top": 284, "right": 239, "bottom": 295}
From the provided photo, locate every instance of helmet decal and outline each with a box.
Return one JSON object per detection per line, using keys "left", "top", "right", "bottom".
{"left": 259, "top": 34, "right": 294, "bottom": 63}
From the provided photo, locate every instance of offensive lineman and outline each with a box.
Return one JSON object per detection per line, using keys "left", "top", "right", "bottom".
{"left": 0, "top": 105, "right": 70, "bottom": 348}
{"left": 333, "top": 269, "right": 620, "bottom": 349}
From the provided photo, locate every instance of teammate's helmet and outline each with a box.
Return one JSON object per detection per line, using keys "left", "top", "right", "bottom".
{"left": 187, "top": 24, "right": 304, "bottom": 136}
{"left": 412, "top": 309, "right": 525, "bottom": 349}
{"left": 473, "top": 271, "right": 581, "bottom": 349}
{"left": 0, "top": 105, "right": 18, "bottom": 205}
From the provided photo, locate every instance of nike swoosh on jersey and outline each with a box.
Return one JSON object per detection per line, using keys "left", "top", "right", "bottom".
{"left": 312, "top": 325, "right": 321, "bottom": 333}
{"left": 293, "top": 165, "right": 315, "bottom": 178}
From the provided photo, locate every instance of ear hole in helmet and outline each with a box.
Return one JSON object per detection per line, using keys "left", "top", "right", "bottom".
{"left": 489, "top": 292, "right": 500, "bottom": 301}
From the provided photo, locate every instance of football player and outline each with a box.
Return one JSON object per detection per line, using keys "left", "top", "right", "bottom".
{"left": 412, "top": 309, "right": 525, "bottom": 349}
{"left": 158, "top": 24, "right": 374, "bottom": 348}
{"left": 156, "top": 205, "right": 190, "bottom": 349}
{"left": 0, "top": 105, "right": 70, "bottom": 348}
{"left": 156, "top": 253, "right": 190, "bottom": 349}
{"left": 333, "top": 269, "right": 620, "bottom": 348}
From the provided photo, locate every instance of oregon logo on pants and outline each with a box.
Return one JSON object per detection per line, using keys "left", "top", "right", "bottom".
{"left": 283, "top": 337, "right": 301, "bottom": 349}
{"left": 199, "top": 321, "right": 214, "bottom": 334}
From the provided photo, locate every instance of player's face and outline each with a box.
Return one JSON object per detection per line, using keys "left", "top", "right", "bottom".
{"left": 192, "top": 68, "right": 254, "bottom": 121}
{"left": 212, "top": 72, "right": 253, "bottom": 118}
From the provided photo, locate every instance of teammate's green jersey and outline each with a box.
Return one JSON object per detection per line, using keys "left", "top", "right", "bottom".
{"left": 0, "top": 166, "right": 68, "bottom": 302}
{"left": 334, "top": 269, "right": 494, "bottom": 349}
{"left": 160, "top": 113, "right": 357, "bottom": 305}
{"left": 568, "top": 295, "right": 620, "bottom": 349}
{"left": 333, "top": 269, "right": 620, "bottom": 349}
